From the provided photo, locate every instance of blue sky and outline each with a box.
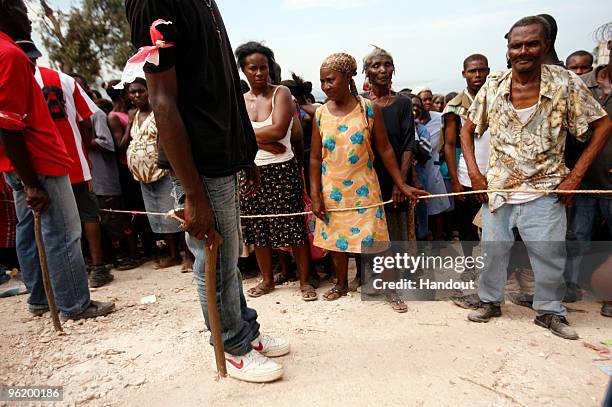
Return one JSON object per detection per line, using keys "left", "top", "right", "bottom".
{"left": 33, "top": 0, "right": 610, "bottom": 96}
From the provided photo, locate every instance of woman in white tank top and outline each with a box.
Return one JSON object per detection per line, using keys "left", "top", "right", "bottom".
{"left": 235, "top": 42, "right": 316, "bottom": 301}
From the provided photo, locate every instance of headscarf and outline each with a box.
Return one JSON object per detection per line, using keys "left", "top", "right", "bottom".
{"left": 321, "top": 52, "right": 369, "bottom": 126}
{"left": 321, "top": 53, "right": 359, "bottom": 98}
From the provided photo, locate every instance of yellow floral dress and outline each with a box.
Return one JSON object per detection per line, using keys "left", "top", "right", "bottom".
{"left": 313, "top": 97, "right": 389, "bottom": 253}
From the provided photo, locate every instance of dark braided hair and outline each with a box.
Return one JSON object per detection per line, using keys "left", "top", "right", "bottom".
{"left": 0, "top": 0, "right": 31, "bottom": 40}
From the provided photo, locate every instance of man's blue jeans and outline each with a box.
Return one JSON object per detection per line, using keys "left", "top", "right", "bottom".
{"left": 480, "top": 195, "right": 567, "bottom": 316}
{"left": 172, "top": 174, "right": 260, "bottom": 356}
{"left": 4, "top": 173, "right": 90, "bottom": 316}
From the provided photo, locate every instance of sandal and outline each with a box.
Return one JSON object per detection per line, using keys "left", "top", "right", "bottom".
{"left": 386, "top": 292, "right": 408, "bottom": 313}
{"left": 180, "top": 260, "right": 194, "bottom": 274}
{"left": 322, "top": 286, "right": 348, "bottom": 301}
{"left": 300, "top": 284, "right": 318, "bottom": 302}
{"left": 154, "top": 257, "right": 182, "bottom": 270}
{"left": 274, "top": 271, "right": 297, "bottom": 286}
{"left": 348, "top": 277, "right": 361, "bottom": 292}
{"left": 247, "top": 282, "right": 275, "bottom": 298}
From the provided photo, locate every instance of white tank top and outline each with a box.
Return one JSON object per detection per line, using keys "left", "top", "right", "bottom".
{"left": 253, "top": 86, "right": 294, "bottom": 166}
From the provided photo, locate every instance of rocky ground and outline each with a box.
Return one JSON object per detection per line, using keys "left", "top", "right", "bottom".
{"left": 1, "top": 260, "right": 610, "bottom": 406}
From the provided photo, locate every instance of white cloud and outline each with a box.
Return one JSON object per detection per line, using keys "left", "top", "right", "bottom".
{"left": 281, "top": 0, "right": 377, "bottom": 10}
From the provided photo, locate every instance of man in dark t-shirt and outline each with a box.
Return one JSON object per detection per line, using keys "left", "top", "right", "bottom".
{"left": 126, "top": 0, "right": 289, "bottom": 382}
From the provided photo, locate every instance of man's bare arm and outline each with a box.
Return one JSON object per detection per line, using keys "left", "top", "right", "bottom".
{"left": 0, "top": 129, "right": 50, "bottom": 212}
{"left": 444, "top": 113, "right": 465, "bottom": 202}
{"left": 460, "top": 119, "right": 488, "bottom": 203}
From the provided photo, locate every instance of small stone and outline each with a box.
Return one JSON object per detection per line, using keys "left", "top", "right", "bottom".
{"left": 79, "top": 393, "right": 96, "bottom": 402}
{"left": 280, "top": 309, "right": 287, "bottom": 314}
{"left": 133, "top": 377, "right": 146, "bottom": 387}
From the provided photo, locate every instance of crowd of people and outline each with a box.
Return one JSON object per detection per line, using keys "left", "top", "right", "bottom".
{"left": 0, "top": 0, "right": 611, "bottom": 384}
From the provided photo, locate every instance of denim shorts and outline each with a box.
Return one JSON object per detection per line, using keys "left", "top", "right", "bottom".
{"left": 140, "top": 175, "right": 182, "bottom": 234}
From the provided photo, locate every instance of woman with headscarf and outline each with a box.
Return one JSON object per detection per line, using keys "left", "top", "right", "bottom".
{"left": 360, "top": 46, "right": 418, "bottom": 312}
{"left": 310, "top": 53, "right": 428, "bottom": 301}
{"left": 235, "top": 42, "right": 315, "bottom": 301}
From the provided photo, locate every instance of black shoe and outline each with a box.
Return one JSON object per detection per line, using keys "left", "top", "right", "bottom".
{"left": 468, "top": 303, "right": 501, "bottom": 323}
{"left": 451, "top": 293, "right": 481, "bottom": 310}
{"left": 115, "top": 257, "right": 144, "bottom": 271}
{"left": 89, "top": 265, "right": 114, "bottom": 288}
{"left": 601, "top": 303, "right": 612, "bottom": 318}
{"left": 534, "top": 314, "right": 579, "bottom": 340}
{"left": 61, "top": 300, "right": 115, "bottom": 321}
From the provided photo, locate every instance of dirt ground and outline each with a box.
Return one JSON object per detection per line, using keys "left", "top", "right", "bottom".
{"left": 1, "top": 259, "right": 611, "bottom": 407}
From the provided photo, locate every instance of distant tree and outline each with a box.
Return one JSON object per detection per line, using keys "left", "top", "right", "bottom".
{"left": 37, "top": 0, "right": 133, "bottom": 83}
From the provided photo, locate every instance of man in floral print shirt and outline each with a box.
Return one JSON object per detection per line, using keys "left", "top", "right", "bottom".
{"left": 460, "top": 16, "right": 611, "bottom": 340}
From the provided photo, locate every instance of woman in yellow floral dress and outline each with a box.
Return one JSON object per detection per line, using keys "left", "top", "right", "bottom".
{"left": 310, "top": 53, "right": 428, "bottom": 301}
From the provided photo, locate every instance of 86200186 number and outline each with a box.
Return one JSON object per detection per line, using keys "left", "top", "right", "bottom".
{"left": 1, "top": 386, "right": 63, "bottom": 401}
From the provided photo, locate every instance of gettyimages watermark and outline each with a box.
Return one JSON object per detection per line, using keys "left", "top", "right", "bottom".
{"left": 359, "top": 241, "right": 612, "bottom": 302}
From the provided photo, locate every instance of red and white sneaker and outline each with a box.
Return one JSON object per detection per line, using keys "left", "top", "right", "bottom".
{"left": 222, "top": 350, "right": 283, "bottom": 383}
{"left": 251, "top": 334, "right": 290, "bottom": 357}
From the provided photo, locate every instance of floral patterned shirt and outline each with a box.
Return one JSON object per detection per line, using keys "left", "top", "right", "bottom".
{"left": 468, "top": 64, "right": 607, "bottom": 211}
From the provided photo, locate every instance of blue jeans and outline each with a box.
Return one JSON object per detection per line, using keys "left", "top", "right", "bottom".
{"left": 565, "top": 195, "right": 612, "bottom": 294}
{"left": 172, "top": 174, "right": 259, "bottom": 356}
{"left": 4, "top": 173, "right": 90, "bottom": 316}
{"left": 480, "top": 195, "right": 567, "bottom": 316}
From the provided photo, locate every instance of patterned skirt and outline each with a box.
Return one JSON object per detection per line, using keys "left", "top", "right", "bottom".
{"left": 240, "top": 159, "right": 308, "bottom": 248}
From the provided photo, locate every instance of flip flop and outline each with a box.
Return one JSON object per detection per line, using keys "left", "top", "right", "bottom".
{"left": 247, "top": 283, "right": 275, "bottom": 298}
{"left": 386, "top": 292, "right": 408, "bottom": 313}
{"left": 300, "top": 284, "right": 318, "bottom": 302}
{"left": 180, "top": 260, "right": 194, "bottom": 274}
{"left": 322, "top": 286, "right": 348, "bottom": 301}
{"left": 348, "top": 278, "right": 361, "bottom": 292}
{"left": 154, "top": 257, "right": 182, "bottom": 270}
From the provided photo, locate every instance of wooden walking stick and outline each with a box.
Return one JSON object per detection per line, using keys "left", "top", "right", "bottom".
{"left": 205, "top": 230, "right": 226, "bottom": 377}
{"left": 33, "top": 212, "right": 63, "bottom": 332}
{"left": 170, "top": 209, "right": 226, "bottom": 377}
